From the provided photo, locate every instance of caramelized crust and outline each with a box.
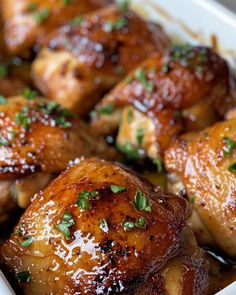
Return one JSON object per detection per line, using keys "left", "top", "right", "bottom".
{"left": 0, "top": 96, "right": 117, "bottom": 180}
{"left": 1, "top": 0, "right": 111, "bottom": 55}
{"left": 32, "top": 5, "right": 169, "bottom": 115}
{"left": 0, "top": 158, "right": 193, "bottom": 294}
{"left": 165, "top": 119, "right": 236, "bottom": 257}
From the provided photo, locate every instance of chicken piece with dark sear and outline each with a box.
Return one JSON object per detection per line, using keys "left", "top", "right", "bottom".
{"left": 165, "top": 118, "right": 236, "bottom": 258}
{"left": 32, "top": 4, "right": 169, "bottom": 115}
{"left": 91, "top": 44, "right": 235, "bottom": 162}
{"left": 0, "top": 158, "right": 208, "bottom": 294}
{"left": 0, "top": 96, "right": 117, "bottom": 223}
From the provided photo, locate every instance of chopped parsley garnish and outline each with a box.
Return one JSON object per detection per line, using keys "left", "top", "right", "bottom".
{"left": 125, "top": 75, "right": 132, "bottom": 84}
{"left": 15, "top": 223, "right": 25, "bottom": 235}
{"left": 22, "top": 87, "right": 39, "bottom": 100}
{"left": 0, "top": 95, "right": 7, "bottom": 104}
{"left": 136, "top": 128, "right": 145, "bottom": 146}
{"left": 57, "top": 212, "right": 75, "bottom": 240}
{"left": 135, "top": 69, "right": 154, "bottom": 93}
{"left": 223, "top": 137, "right": 236, "bottom": 156}
{"left": 15, "top": 111, "right": 31, "bottom": 130}
{"left": 127, "top": 107, "right": 133, "bottom": 123}
{"left": 77, "top": 190, "right": 100, "bottom": 210}
{"left": 69, "top": 16, "right": 84, "bottom": 26}
{"left": 118, "top": 0, "right": 130, "bottom": 13}
{"left": 61, "top": 0, "right": 73, "bottom": 5}
{"left": 154, "top": 159, "right": 163, "bottom": 173}
{"left": 97, "top": 103, "right": 114, "bottom": 115}
{"left": 116, "top": 142, "right": 141, "bottom": 160}
{"left": 110, "top": 185, "right": 127, "bottom": 193}
{"left": 0, "top": 64, "right": 8, "bottom": 78}
{"left": 21, "top": 236, "right": 33, "bottom": 247}
{"left": 16, "top": 271, "right": 31, "bottom": 283}
{"left": 27, "top": 2, "right": 37, "bottom": 12}
{"left": 0, "top": 136, "right": 9, "bottom": 146}
{"left": 103, "top": 17, "right": 128, "bottom": 33}
{"left": 134, "top": 190, "right": 152, "bottom": 212}
{"left": 34, "top": 8, "right": 50, "bottom": 24}
{"left": 228, "top": 162, "right": 236, "bottom": 173}
{"left": 188, "top": 196, "right": 195, "bottom": 205}
{"left": 100, "top": 218, "right": 109, "bottom": 233}
{"left": 123, "top": 217, "right": 147, "bottom": 231}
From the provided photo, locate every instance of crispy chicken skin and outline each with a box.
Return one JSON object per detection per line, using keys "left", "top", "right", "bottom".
{"left": 0, "top": 158, "right": 208, "bottom": 294}
{"left": 92, "top": 45, "right": 233, "bottom": 160}
{"left": 0, "top": 0, "right": 111, "bottom": 55}
{"left": 0, "top": 96, "right": 117, "bottom": 221}
{"left": 32, "top": 5, "right": 169, "bottom": 115}
{"left": 164, "top": 119, "right": 236, "bottom": 257}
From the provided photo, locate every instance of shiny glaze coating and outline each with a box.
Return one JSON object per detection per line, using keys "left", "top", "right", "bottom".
{"left": 165, "top": 119, "right": 236, "bottom": 257}
{"left": 0, "top": 96, "right": 117, "bottom": 180}
{"left": 32, "top": 5, "right": 169, "bottom": 115}
{"left": 0, "top": 158, "right": 199, "bottom": 294}
{"left": 1, "top": 0, "right": 111, "bottom": 55}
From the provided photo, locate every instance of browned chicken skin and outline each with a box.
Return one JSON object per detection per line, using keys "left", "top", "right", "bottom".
{"left": 92, "top": 45, "right": 235, "bottom": 161}
{"left": 165, "top": 119, "right": 236, "bottom": 257}
{"left": 0, "top": 158, "right": 208, "bottom": 294}
{"left": 0, "top": 96, "right": 117, "bottom": 222}
{"left": 0, "top": 0, "right": 112, "bottom": 55}
{"left": 32, "top": 5, "right": 169, "bottom": 115}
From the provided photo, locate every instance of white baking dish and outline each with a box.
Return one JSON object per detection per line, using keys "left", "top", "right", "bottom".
{"left": 1, "top": 0, "right": 236, "bottom": 294}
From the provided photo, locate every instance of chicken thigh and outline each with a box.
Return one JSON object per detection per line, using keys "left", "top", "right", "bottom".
{"left": 0, "top": 158, "right": 208, "bottom": 294}
{"left": 91, "top": 44, "right": 235, "bottom": 161}
{"left": 0, "top": 0, "right": 111, "bottom": 55}
{"left": 165, "top": 118, "right": 236, "bottom": 258}
{"left": 0, "top": 96, "right": 116, "bottom": 223}
{"left": 32, "top": 5, "right": 169, "bottom": 115}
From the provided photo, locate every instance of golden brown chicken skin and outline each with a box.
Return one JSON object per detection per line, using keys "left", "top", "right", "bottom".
{"left": 165, "top": 119, "right": 236, "bottom": 258}
{"left": 0, "top": 158, "right": 209, "bottom": 294}
{"left": 0, "top": 0, "right": 112, "bottom": 55}
{"left": 0, "top": 96, "right": 116, "bottom": 222}
{"left": 32, "top": 5, "right": 169, "bottom": 115}
{"left": 91, "top": 44, "right": 234, "bottom": 161}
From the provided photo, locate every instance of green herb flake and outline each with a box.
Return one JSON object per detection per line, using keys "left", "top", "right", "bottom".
{"left": 22, "top": 87, "right": 39, "bottom": 100}
{"left": 100, "top": 218, "right": 109, "bottom": 233}
{"left": 27, "top": 2, "right": 37, "bottom": 12}
{"left": 116, "top": 142, "right": 140, "bottom": 160}
{"left": 135, "top": 69, "right": 154, "bottom": 93}
{"left": 125, "top": 75, "right": 133, "bottom": 84}
{"left": 0, "top": 95, "right": 7, "bottom": 104}
{"left": 135, "top": 217, "right": 146, "bottom": 228}
{"left": 136, "top": 128, "right": 145, "bottom": 146}
{"left": 21, "top": 236, "right": 33, "bottom": 247}
{"left": 228, "top": 162, "right": 236, "bottom": 173}
{"left": 134, "top": 190, "right": 152, "bottom": 212}
{"left": 77, "top": 190, "right": 99, "bottom": 210}
{"left": 110, "top": 185, "right": 127, "bottom": 193}
{"left": 188, "top": 196, "right": 195, "bottom": 205}
{"left": 0, "top": 64, "right": 8, "bottom": 78}
{"left": 127, "top": 107, "right": 133, "bottom": 123}
{"left": 15, "top": 112, "right": 31, "bottom": 130}
{"left": 154, "top": 158, "right": 163, "bottom": 173}
{"left": 0, "top": 136, "right": 9, "bottom": 146}
{"left": 118, "top": 0, "right": 130, "bottom": 13}
{"left": 57, "top": 212, "right": 75, "bottom": 241}
{"left": 34, "top": 8, "right": 50, "bottom": 24}
{"left": 223, "top": 137, "right": 236, "bottom": 156}
{"left": 16, "top": 271, "right": 31, "bottom": 283}
{"left": 61, "top": 0, "right": 73, "bottom": 6}
{"left": 123, "top": 220, "right": 135, "bottom": 231}
{"left": 103, "top": 17, "right": 128, "bottom": 33}
{"left": 69, "top": 16, "right": 84, "bottom": 26}
{"left": 97, "top": 104, "right": 114, "bottom": 115}
{"left": 15, "top": 223, "right": 24, "bottom": 235}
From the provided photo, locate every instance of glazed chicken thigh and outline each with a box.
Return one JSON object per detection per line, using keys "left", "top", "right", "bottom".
{"left": 0, "top": 158, "right": 208, "bottom": 294}
{"left": 0, "top": 96, "right": 116, "bottom": 223}
{"left": 91, "top": 44, "right": 235, "bottom": 161}
{"left": 32, "top": 5, "right": 169, "bottom": 115}
{"left": 0, "top": 0, "right": 111, "bottom": 55}
{"left": 165, "top": 118, "right": 236, "bottom": 258}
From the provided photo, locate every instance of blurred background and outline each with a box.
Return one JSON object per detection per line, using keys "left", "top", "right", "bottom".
{"left": 215, "top": 0, "right": 236, "bottom": 12}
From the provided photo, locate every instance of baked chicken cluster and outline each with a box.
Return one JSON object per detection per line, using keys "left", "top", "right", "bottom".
{"left": 0, "top": 1, "right": 235, "bottom": 294}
